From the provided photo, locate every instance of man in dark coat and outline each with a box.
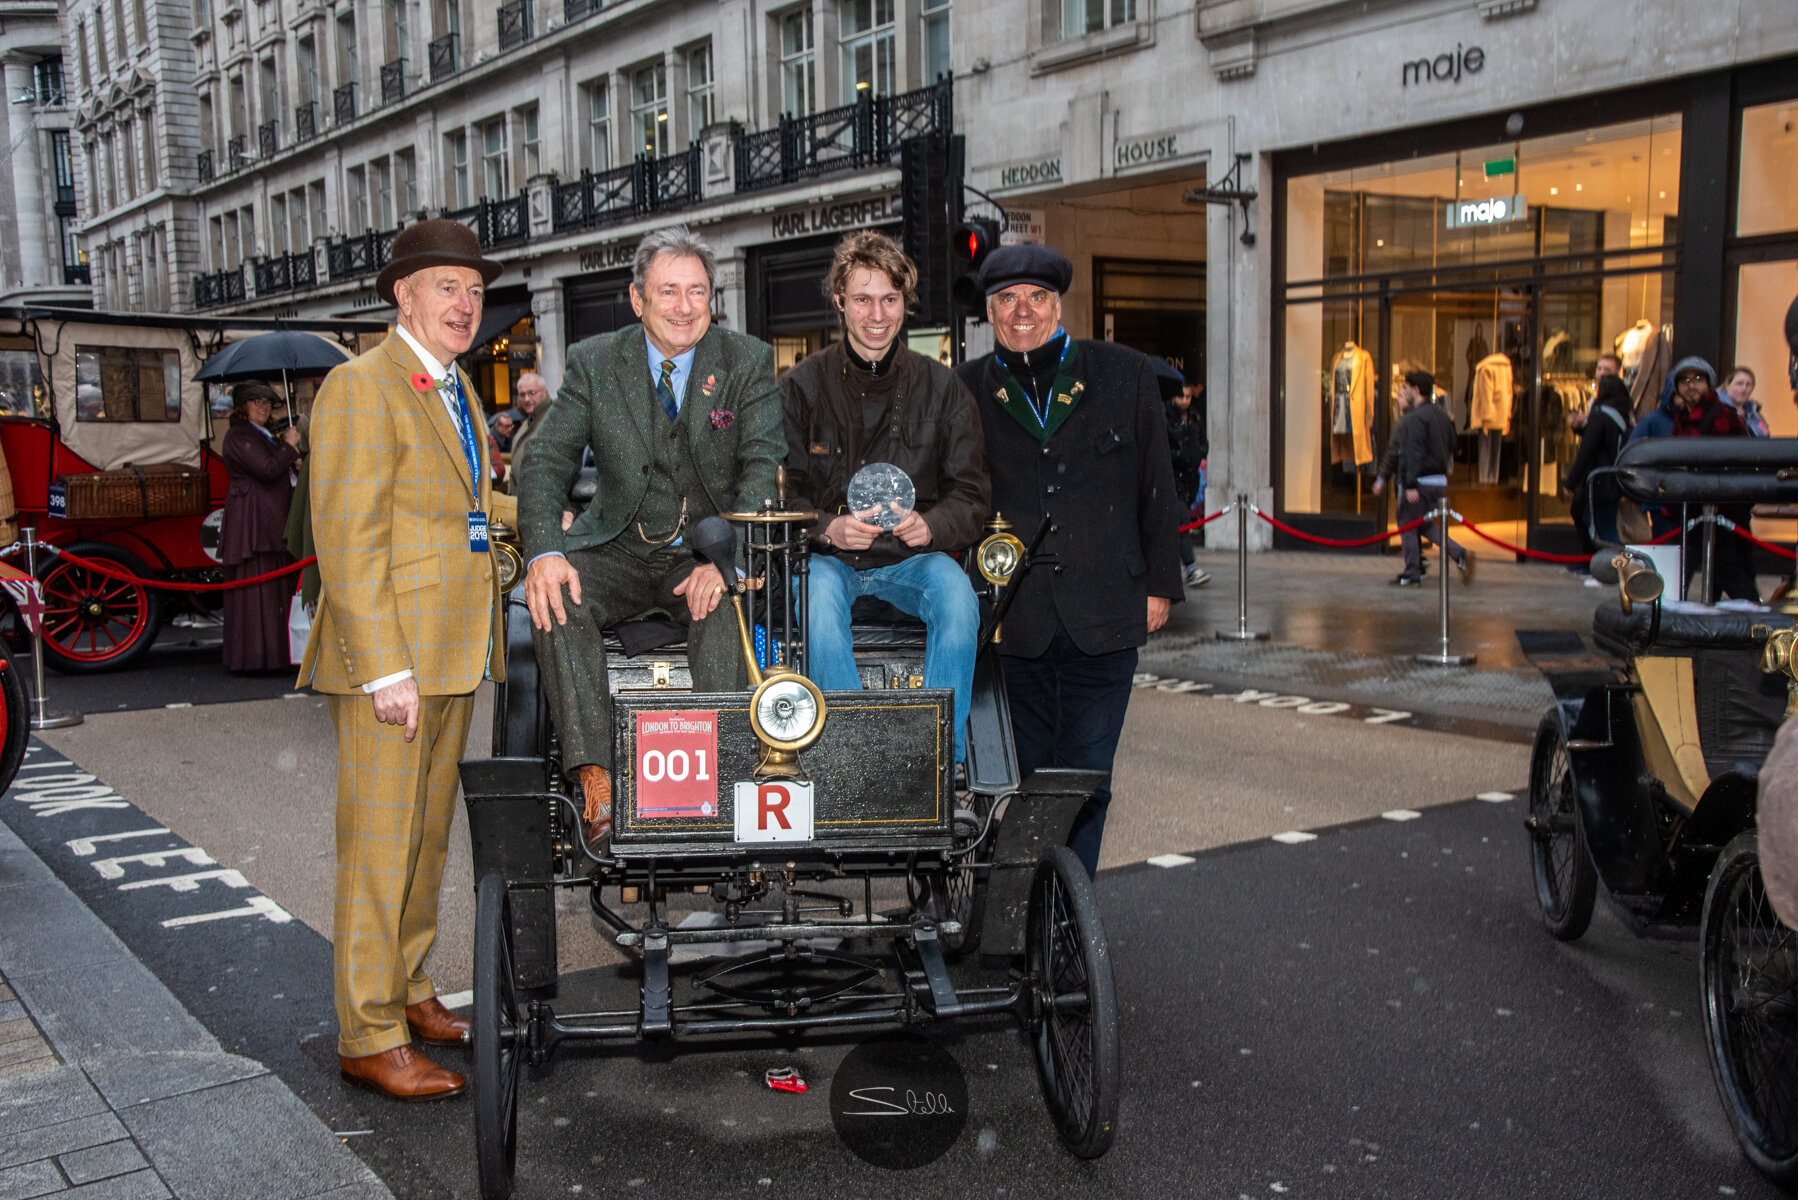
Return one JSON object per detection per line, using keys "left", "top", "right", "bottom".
{"left": 518, "top": 226, "right": 785, "bottom": 845}
{"left": 1380, "top": 370, "right": 1471, "bottom": 588}
{"left": 221, "top": 381, "right": 301, "bottom": 671}
{"left": 780, "top": 231, "right": 989, "bottom": 762}
{"left": 954, "top": 244, "right": 1183, "bottom": 878}
{"left": 1562, "top": 372, "right": 1634, "bottom": 550}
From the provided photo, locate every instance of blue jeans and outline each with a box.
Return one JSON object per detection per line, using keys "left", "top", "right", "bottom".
{"left": 806, "top": 552, "right": 979, "bottom": 762}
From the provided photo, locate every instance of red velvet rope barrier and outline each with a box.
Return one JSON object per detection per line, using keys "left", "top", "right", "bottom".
{"left": 1178, "top": 506, "right": 1234, "bottom": 534}
{"left": 1451, "top": 519, "right": 1591, "bottom": 564}
{"left": 1718, "top": 517, "right": 1798, "bottom": 561}
{"left": 1251, "top": 507, "right": 1436, "bottom": 548}
{"left": 39, "top": 547, "right": 317, "bottom": 593}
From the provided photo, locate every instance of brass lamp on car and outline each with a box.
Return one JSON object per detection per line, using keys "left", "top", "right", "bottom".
{"left": 976, "top": 512, "right": 1026, "bottom": 586}
{"left": 1611, "top": 551, "right": 1664, "bottom": 614}
{"left": 488, "top": 520, "right": 525, "bottom": 594}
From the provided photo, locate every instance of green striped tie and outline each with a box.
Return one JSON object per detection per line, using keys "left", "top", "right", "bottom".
{"left": 656, "top": 359, "right": 678, "bottom": 421}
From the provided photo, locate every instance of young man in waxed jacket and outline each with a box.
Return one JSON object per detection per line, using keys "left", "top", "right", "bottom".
{"left": 1385, "top": 369, "right": 1472, "bottom": 588}
{"left": 779, "top": 230, "right": 990, "bottom": 764}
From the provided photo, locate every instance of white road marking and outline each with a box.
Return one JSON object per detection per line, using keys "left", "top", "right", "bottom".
{"left": 283, "top": 692, "right": 307, "bottom": 699}
{"left": 1147, "top": 853, "right": 1196, "bottom": 868}
{"left": 438, "top": 989, "right": 474, "bottom": 1010}
{"left": 1477, "top": 791, "right": 1515, "bottom": 802}
{"left": 90, "top": 846, "right": 216, "bottom": 880}
{"left": 118, "top": 868, "right": 251, "bottom": 893}
{"left": 165, "top": 702, "right": 193, "bottom": 709}
{"left": 1365, "top": 708, "right": 1411, "bottom": 724}
{"left": 65, "top": 827, "right": 171, "bottom": 856}
{"left": 160, "top": 895, "right": 294, "bottom": 927}
{"left": 1272, "top": 831, "right": 1318, "bottom": 845}
{"left": 1382, "top": 809, "right": 1423, "bottom": 822}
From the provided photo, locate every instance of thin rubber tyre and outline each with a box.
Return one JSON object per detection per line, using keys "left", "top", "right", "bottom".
{"left": 1528, "top": 712, "right": 1596, "bottom": 941}
{"left": 1025, "top": 845, "right": 1120, "bottom": 1159}
{"left": 473, "top": 873, "right": 523, "bottom": 1200}
{"left": 1702, "top": 831, "right": 1798, "bottom": 1184}
{"left": 0, "top": 641, "right": 29, "bottom": 792}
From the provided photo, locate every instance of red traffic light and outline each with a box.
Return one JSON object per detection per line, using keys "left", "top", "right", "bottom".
{"left": 953, "top": 218, "right": 999, "bottom": 266}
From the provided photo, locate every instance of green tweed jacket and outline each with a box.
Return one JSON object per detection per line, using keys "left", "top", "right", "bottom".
{"left": 517, "top": 324, "right": 787, "bottom": 559}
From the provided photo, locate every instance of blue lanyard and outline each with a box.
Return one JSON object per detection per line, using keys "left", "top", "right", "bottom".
{"left": 441, "top": 375, "right": 482, "bottom": 499}
{"left": 1020, "top": 336, "right": 1072, "bottom": 428}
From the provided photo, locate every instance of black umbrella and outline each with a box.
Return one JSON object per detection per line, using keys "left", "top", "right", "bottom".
{"left": 195, "top": 330, "right": 350, "bottom": 423}
{"left": 1150, "top": 355, "right": 1186, "bottom": 402}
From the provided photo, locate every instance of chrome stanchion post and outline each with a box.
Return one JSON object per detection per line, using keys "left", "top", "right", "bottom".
{"left": 1701, "top": 503, "right": 1717, "bottom": 605}
{"left": 1678, "top": 502, "right": 1689, "bottom": 602}
{"left": 1415, "top": 497, "right": 1475, "bottom": 667}
{"left": 23, "top": 526, "right": 82, "bottom": 730}
{"left": 1215, "top": 494, "right": 1267, "bottom": 642}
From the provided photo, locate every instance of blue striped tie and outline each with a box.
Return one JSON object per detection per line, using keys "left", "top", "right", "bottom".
{"left": 656, "top": 359, "right": 678, "bottom": 421}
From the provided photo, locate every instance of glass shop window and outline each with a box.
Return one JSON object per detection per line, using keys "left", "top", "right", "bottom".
{"left": 0, "top": 350, "right": 46, "bottom": 419}
{"left": 1737, "top": 100, "right": 1798, "bottom": 238}
{"left": 74, "top": 347, "right": 182, "bottom": 422}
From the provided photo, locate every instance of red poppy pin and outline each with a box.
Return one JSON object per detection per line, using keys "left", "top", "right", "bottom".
{"left": 709, "top": 408, "right": 735, "bottom": 430}
{"left": 701, "top": 374, "right": 718, "bottom": 398}
{"left": 409, "top": 371, "right": 434, "bottom": 392}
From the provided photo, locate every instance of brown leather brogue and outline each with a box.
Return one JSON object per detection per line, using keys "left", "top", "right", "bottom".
{"left": 405, "top": 997, "right": 471, "bottom": 1046}
{"left": 338, "top": 1044, "right": 466, "bottom": 1102}
{"left": 576, "top": 764, "right": 612, "bottom": 853}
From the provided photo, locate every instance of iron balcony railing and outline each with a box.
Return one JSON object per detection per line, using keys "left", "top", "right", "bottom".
{"left": 258, "top": 118, "right": 278, "bottom": 158}
{"left": 550, "top": 145, "right": 703, "bottom": 235}
{"left": 380, "top": 58, "right": 406, "bottom": 104}
{"left": 193, "top": 265, "right": 245, "bottom": 310}
{"left": 428, "top": 33, "right": 458, "bottom": 80}
{"left": 562, "top": 0, "right": 599, "bottom": 22}
{"left": 497, "top": 0, "right": 531, "bottom": 51}
{"left": 324, "top": 226, "right": 400, "bottom": 280}
{"left": 227, "top": 133, "right": 247, "bottom": 171}
{"left": 732, "top": 77, "right": 951, "bottom": 195}
{"left": 197, "top": 149, "right": 214, "bottom": 182}
{"left": 252, "top": 251, "right": 317, "bottom": 296}
{"left": 333, "top": 80, "right": 357, "bottom": 125}
{"left": 441, "top": 193, "right": 529, "bottom": 250}
{"left": 296, "top": 100, "right": 317, "bottom": 141}
{"left": 62, "top": 264, "right": 90, "bottom": 286}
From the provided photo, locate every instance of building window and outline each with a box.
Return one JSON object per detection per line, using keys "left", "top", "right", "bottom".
{"left": 585, "top": 80, "right": 611, "bottom": 172}
{"left": 482, "top": 117, "right": 507, "bottom": 197}
{"left": 371, "top": 158, "right": 393, "bottom": 228}
{"left": 780, "top": 8, "right": 815, "bottom": 117}
{"left": 287, "top": 188, "right": 307, "bottom": 249}
{"left": 1737, "top": 99, "right": 1798, "bottom": 239}
{"left": 198, "top": 94, "right": 215, "bottom": 154}
{"left": 687, "top": 43, "right": 713, "bottom": 137}
{"left": 839, "top": 0, "right": 894, "bottom": 103}
{"left": 447, "top": 129, "right": 469, "bottom": 207}
{"left": 1062, "top": 0, "right": 1134, "bottom": 38}
{"left": 336, "top": 12, "right": 358, "bottom": 90}
{"left": 76, "top": 22, "right": 90, "bottom": 89}
{"left": 139, "top": 109, "right": 157, "bottom": 190}
{"left": 518, "top": 104, "right": 540, "bottom": 179}
{"left": 239, "top": 204, "right": 255, "bottom": 257}
{"left": 632, "top": 61, "right": 667, "bottom": 158}
{"left": 121, "top": 121, "right": 138, "bottom": 200}
{"left": 101, "top": 133, "right": 117, "bottom": 210}
{"left": 34, "top": 57, "right": 64, "bottom": 105}
{"left": 309, "top": 180, "right": 326, "bottom": 239}
{"left": 192, "top": 0, "right": 210, "bottom": 31}
{"left": 259, "top": 56, "right": 280, "bottom": 133}
{"left": 346, "top": 164, "right": 367, "bottom": 229}
{"left": 270, "top": 194, "right": 288, "bottom": 253}
{"left": 396, "top": 148, "right": 417, "bottom": 215}
{"left": 74, "top": 347, "right": 181, "bottom": 422}
{"left": 113, "top": 0, "right": 129, "bottom": 57}
{"left": 93, "top": 12, "right": 109, "bottom": 74}
{"left": 922, "top": 0, "right": 950, "bottom": 83}
{"left": 133, "top": 0, "right": 149, "bottom": 47}
{"left": 297, "top": 36, "right": 318, "bottom": 105}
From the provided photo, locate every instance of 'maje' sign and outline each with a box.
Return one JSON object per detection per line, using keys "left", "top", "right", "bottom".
{"left": 1403, "top": 44, "right": 1484, "bottom": 86}
{"left": 1445, "top": 194, "right": 1528, "bottom": 229}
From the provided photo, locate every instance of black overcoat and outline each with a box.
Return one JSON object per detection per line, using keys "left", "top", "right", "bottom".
{"left": 956, "top": 339, "right": 1184, "bottom": 659}
{"left": 220, "top": 419, "right": 300, "bottom": 564}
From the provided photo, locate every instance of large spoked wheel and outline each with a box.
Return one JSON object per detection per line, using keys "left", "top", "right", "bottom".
{"left": 1024, "top": 845, "right": 1120, "bottom": 1159}
{"left": 0, "top": 640, "right": 30, "bottom": 792}
{"left": 1527, "top": 713, "right": 1597, "bottom": 941}
{"left": 1702, "top": 831, "right": 1798, "bottom": 1184}
{"left": 473, "top": 873, "right": 524, "bottom": 1200}
{"left": 36, "top": 542, "right": 163, "bottom": 674}
{"left": 938, "top": 799, "right": 992, "bottom": 957}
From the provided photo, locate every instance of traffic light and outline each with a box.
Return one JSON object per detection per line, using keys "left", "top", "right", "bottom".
{"left": 899, "top": 135, "right": 950, "bottom": 327}
{"left": 951, "top": 216, "right": 1001, "bottom": 318}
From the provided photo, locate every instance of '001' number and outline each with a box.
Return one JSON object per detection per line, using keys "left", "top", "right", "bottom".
{"left": 640, "top": 749, "right": 712, "bottom": 783}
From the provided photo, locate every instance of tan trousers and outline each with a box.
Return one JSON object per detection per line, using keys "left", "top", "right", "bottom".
{"left": 329, "top": 691, "right": 473, "bottom": 1058}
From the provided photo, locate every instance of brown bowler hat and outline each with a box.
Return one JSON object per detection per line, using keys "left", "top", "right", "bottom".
{"left": 375, "top": 218, "right": 504, "bottom": 306}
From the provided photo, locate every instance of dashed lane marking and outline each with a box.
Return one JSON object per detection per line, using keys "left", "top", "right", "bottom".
{"left": 1382, "top": 809, "right": 1423, "bottom": 822}
{"left": 1477, "top": 792, "right": 1516, "bottom": 802}
{"left": 1271, "top": 831, "right": 1319, "bottom": 845}
{"left": 1146, "top": 853, "right": 1197, "bottom": 868}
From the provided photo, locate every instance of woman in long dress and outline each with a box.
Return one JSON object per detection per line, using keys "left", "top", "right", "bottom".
{"left": 221, "top": 382, "right": 301, "bottom": 672}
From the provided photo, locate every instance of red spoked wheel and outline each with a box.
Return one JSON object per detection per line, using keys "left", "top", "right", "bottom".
{"left": 36, "top": 542, "right": 164, "bottom": 674}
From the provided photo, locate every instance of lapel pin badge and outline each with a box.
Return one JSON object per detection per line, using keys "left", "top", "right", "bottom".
{"left": 702, "top": 374, "right": 718, "bottom": 397}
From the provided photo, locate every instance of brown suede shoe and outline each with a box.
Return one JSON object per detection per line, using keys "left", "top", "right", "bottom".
{"left": 405, "top": 997, "right": 471, "bottom": 1046}
{"left": 339, "top": 1043, "right": 466, "bottom": 1102}
{"left": 576, "top": 764, "right": 612, "bottom": 853}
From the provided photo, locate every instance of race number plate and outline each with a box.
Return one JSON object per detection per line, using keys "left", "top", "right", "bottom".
{"left": 632, "top": 710, "right": 719, "bottom": 819}
{"left": 733, "top": 780, "right": 815, "bottom": 842}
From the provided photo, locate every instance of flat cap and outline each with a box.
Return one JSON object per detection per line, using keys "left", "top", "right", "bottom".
{"left": 980, "top": 244, "right": 1073, "bottom": 297}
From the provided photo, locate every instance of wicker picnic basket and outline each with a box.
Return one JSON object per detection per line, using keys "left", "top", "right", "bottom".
{"left": 59, "top": 463, "right": 210, "bottom": 520}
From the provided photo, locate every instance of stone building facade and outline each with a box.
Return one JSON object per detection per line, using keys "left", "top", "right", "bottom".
{"left": 0, "top": 1, "right": 88, "bottom": 309}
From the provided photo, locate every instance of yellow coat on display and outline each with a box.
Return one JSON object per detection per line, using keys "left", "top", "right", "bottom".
{"left": 1335, "top": 344, "right": 1375, "bottom": 466}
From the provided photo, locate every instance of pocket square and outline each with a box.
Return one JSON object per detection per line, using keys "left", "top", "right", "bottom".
{"left": 709, "top": 408, "right": 735, "bottom": 430}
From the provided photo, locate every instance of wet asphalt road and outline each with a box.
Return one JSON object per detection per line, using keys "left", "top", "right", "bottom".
{"left": 4, "top": 745, "right": 1781, "bottom": 1200}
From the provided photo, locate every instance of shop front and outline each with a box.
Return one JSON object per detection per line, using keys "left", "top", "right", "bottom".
{"left": 1272, "top": 59, "right": 1798, "bottom": 553}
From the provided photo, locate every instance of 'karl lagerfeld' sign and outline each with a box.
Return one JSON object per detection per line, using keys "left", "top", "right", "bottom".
{"left": 1403, "top": 44, "right": 1485, "bottom": 86}
{"left": 770, "top": 195, "right": 896, "bottom": 240}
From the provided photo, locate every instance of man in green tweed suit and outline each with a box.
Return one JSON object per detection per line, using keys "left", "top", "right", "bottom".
{"left": 517, "top": 226, "right": 785, "bottom": 845}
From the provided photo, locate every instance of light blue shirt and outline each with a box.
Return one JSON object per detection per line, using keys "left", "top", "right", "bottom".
{"left": 646, "top": 333, "right": 698, "bottom": 414}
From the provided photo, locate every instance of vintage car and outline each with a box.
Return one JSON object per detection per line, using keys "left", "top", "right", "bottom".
{"left": 1520, "top": 436, "right": 1798, "bottom": 1184}
{"left": 461, "top": 493, "right": 1120, "bottom": 1199}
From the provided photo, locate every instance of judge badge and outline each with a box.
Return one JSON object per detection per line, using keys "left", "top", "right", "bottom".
{"left": 468, "top": 510, "right": 490, "bottom": 553}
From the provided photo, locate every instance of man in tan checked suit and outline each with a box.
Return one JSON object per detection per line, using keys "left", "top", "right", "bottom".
{"left": 300, "top": 219, "right": 505, "bottom": 1102}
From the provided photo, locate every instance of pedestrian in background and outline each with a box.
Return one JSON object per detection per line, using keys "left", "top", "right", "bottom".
{"left": 1562, "top": 372, "right": 1634, "bottom": 571}
{"left": 220, "top": 381, "right": 300, "bottom": 672}
{"left": 1377, "top": 370, "right": 1471, "bottom": 588}
{"left": 490, "top": 410, "right": 517, "bottom": 452}
{"left": 1724, "top": 366, "right": 1769, "bottom": 436}
{"left": 1166, "top": 382, "right": 1209, "bottom": 587}
{"left": 505, "top": 370, "right": 553, "bottom": 490}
